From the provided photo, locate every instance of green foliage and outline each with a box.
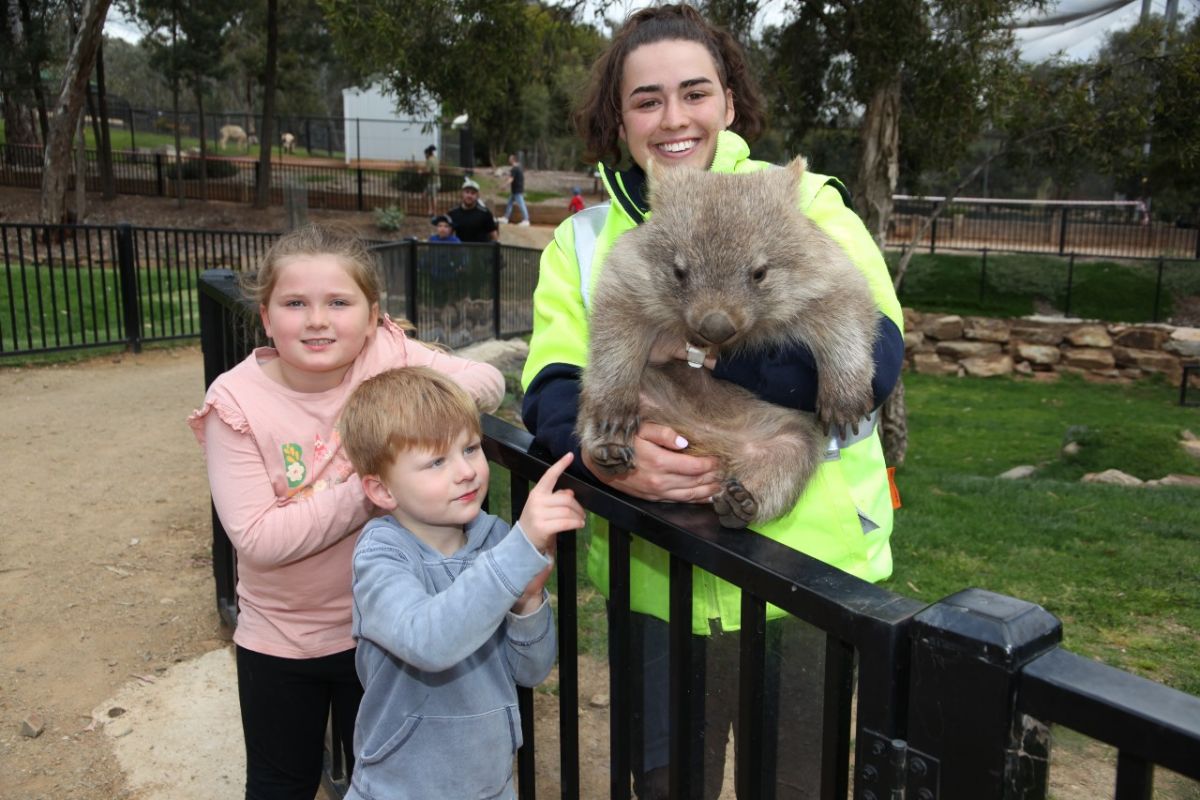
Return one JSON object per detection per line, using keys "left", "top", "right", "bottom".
{"left": 389, "top": 170, "right": 427, "bottom": 193}
{"left": 373, "top": 205, "right": 405, "bottom": 231}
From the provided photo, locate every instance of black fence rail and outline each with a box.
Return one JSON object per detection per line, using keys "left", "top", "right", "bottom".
{"left": 0, "top": 222, "right": 539, "bottom": 359}
{"left": 195, "top": 272, "right": 1200, "bottom": 800}
{"left": 0, "top": 143, "right": 468, "bottom": 215}
{"left": 888, "top": 196, "right": 1200, "bottom": 260}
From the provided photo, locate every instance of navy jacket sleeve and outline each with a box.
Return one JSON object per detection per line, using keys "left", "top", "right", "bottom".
{"left": 710, "top": 315, "right": 904, "bottom": 412}
{"left": 521, "top": 363, "right": 591, "bottom": 477}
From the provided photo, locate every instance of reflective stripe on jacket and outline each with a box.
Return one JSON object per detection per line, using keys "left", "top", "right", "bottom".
{"left": 520, "top": 131, "right": 903, "bottom": 634}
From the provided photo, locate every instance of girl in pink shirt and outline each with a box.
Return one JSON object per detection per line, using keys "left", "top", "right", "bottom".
{"left": 188, "top": 223, "right": 504, "bottom": 799}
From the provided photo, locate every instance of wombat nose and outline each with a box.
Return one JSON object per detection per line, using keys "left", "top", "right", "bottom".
{"left": 698, "top": 312, "right": 736, "bottom": 344}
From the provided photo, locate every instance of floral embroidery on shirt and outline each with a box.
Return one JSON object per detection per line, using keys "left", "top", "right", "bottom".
{"left": 282, "top": 443, "right": 307, "bottom": 488}
{"left": 313, "top": 433, "right": 330, "bottom": 465}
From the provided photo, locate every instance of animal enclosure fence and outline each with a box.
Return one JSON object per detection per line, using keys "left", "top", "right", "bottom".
{"left": 0, "top": 222, "right": 539, "bottom": 359}
{"left": 196, "top": 272, "right": 1200, "bottom": 800}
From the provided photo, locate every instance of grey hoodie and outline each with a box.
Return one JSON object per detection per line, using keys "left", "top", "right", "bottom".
{"left": 346, "top": 511, "right": 555, "bottom": 800}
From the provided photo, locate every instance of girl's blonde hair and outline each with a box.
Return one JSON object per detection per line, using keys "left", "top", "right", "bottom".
{"left": 340, "top": 367, "right": 482, "bottom": 479}
{"left": 242, "top": 222, "right": 384, "bottom": 310}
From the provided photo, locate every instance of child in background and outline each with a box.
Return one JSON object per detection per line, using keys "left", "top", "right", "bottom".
{"left": 568, "top": 186, "right": 585, "bottom": 214}
{"left": 188, "top": 223, "right": 504, "bottom": 799}
{"left": 339, "top": 367, "right": 583, "bottom": 800}
{"left": 429, "top": 213, "right": 461, "bottom": 243}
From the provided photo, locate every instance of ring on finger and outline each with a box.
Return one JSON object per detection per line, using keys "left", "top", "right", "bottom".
{"left": 685, "top": 344, "right": 706, "bottom": 369}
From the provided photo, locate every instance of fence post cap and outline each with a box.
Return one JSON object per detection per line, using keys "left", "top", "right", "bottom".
{"left": 912, "top": 587, "right": 1062, "bottom": 666}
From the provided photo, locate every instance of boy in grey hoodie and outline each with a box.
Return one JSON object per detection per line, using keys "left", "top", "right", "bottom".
{"left": 339, "top": 366, "right": 584, "bottom": 800}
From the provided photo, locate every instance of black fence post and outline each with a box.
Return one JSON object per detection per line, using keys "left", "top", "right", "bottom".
{"left": 357, "top": 167, "right": 364, "bottom": 212}
{"left": 1064, "top": 253, "right": 1075, "bottom": 318}
{"left": 930, "top": 216, "right": 938, "bottom": 255}
{"left": 1058, "top": 208, "right": 1069, "bottom": 255}
{"left": 116, "top": 223, "right": 142, "bottom": 353}
{"left": 197, "top": 269, "right": 241, "bottom": 627}
{"left": 406, "top": 238, "right": 418, "bottom": 327}
{"left": 905, "top": 588, "right": 1061, "bottom": 799}
{"left": 979, "top": 248, "right": 988, "bottom": 306}
{"left": 1152, "top": 257, "right": 1164, "bottom": 323}
{"left": 154, "top": 153, "right": 164, "bottom": 196}
{"left": 492, "top": 242, "right": 502, "bottom": 339}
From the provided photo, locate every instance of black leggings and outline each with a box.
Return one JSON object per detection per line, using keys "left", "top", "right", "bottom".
{"left": 236, "top": 645, "right": 362, "bottom": 800}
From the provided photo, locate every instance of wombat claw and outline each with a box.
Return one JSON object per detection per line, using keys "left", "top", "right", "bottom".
{"left": 712, "top": 479, "right": 757, "bottom": 528}
{"left": 588, "top": 442, "right": 636, "bottom": 474}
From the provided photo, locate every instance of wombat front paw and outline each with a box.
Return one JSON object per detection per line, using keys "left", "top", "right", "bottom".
{"left": 583, "top": 413, "right": 640, "bottom": 475}
{"left": 712, "top": 479, "right": 757, "bottom": 528}
{"left": 816, "top": 386, "right": 874, "bottom": 439}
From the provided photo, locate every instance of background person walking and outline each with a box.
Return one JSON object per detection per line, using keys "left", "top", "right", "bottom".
{"left": 499, "top": 153, "right": 530, "bottom": 226}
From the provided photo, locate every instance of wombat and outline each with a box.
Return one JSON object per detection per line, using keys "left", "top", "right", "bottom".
{"left": 576, "top": 158, "right": 879, "bottom": 528}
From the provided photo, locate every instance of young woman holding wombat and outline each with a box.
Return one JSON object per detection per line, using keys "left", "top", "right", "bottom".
{"left": 520, "top": 4, "right": 905, "bottom": 798}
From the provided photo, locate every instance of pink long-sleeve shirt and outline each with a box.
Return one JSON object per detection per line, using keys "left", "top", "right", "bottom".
{"left": 188, "top": 316, "right": 505, "bottom": 659}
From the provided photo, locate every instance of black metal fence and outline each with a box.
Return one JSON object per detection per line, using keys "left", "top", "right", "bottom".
{"left": 0, "top": 222, "right": 539, "bottom": 359}
{"left": 0, "top": 143, "right": 468, "bottom": 216}
{"left": 888, "top": 196, "right": 1200, "bottom": 260}
{"left": 196, "top": 273, "right": 1200, "bottom": 800}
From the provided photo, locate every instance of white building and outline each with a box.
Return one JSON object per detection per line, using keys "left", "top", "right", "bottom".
{"left": 341, "top": 84, "right": 441, "bottom": 164}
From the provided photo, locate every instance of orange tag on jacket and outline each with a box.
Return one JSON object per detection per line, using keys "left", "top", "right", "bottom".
{"left": 887, "top": 467, "right": 902, "bottom": 509}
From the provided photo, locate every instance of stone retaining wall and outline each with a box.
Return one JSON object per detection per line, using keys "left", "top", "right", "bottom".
{"left": 903, "top": 309, "right": 1200, "bottom": 388}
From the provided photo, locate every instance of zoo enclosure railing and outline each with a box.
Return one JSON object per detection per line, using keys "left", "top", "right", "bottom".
{"left": 0, "top": 143, "right": 469, "bottom": 215}
{"left": 196, "top": 270, "right": 1200, "bottom": 800}
{"left": 0, "top": 222, "right": 539, "bottom": 358}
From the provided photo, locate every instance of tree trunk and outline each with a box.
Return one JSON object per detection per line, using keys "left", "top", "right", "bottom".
{"left": 254, "top": 0, "right": 278, "bottom": 209}
{"left": 854, "top": 74, "right": 904, "bottom": 463}
{"left": 16, "top": 0, "right": 49, "bottom": 144}
{"left": 94, "top": 37, "right": 115, "bottom": 200}
{"left": 39, "top": 0, "right": 111, "bottom": 227}
{"left": 854, "top": 73, "right": 902, "bottom": 250}
{"left": 2, "top": 2, "right": 39, "bottom": 153}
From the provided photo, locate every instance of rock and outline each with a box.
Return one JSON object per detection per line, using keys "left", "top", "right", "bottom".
{"left": 1014, "top": 343, "right": 1062, "bottom": 365}
{"left": 961, "top": 353, "right": 1013, "bottom": 377}
{"left": 1163, "top": 327, "right": 1200, "bottom": 359}
{"left": 1014, "top": 361, "right": 1034, "bottom": 376}
{"left": 903, "top": 329, "right": 927, "bottom": 352}
{"left": 962, "top": 316, "right": 1011, "bottom": 343}
{"left": 921, "top": 314, "right": 964, "bottom": 340}
{"left": 902, "top": 307, "right": 922, "bottom": 331}
{"left": 1182, "top": 440, "right": 1200, "bottom": 460}
{"left": 1182, "top": 429, "right": 1197, "bottom": 442}
{"left": 999, "top": 465, "right": 1037, "bottom": 479}
{"left": 1112, "top": 347, "right": 1181, "bottom": 380}
{"left": 1062, "top": 347, "right": 1116, "bottom": 370}
{"left": 1010, "top": 321, "right": 1066, "bottom": 345}
{"left": 588, "top": 693, "right": 610, "bottom": 709}
{"left": 1065, "top": 324, "right": 1113, "bottom": 348}
{"left": 936, "top": 340, "right": 1002, "bottom": 359}
{"left": 20, "top": 712, "right": 45, "bottom": 738}
{"left": 1113, "top": 327, "right": 1169, "bottom": 350}
{"left": 1145, "top": 474, "right": 1200, "bottom": 488}
{"left": 1062, "top": 441, "right": 1082, "bottom": 456}
{"left": 912, "top": 352, "right": 958, "bottom": 375}
{"left": 455, "top": 338, "right": 529, "bottom": 373}
{"left": 1082, "top": 469, "right": 1143, "bottom": 486}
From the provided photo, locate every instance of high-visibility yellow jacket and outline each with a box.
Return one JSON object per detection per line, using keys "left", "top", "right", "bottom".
{"left": 520, "top": 131, "right": 904, "bottom": 634}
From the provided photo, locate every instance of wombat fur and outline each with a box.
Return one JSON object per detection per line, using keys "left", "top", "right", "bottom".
{"left": 576, "top": 158, "right": 879, "bottom": 528}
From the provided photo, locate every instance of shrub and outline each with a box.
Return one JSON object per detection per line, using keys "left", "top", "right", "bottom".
{"left": 389, "top": 170, "right": 427, "bottom": 193}
{"left": 374, "top": 205, "right": 405, "bottom": 231}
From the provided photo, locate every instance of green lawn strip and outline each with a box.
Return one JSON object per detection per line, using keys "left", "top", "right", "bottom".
{"left": 891, "top": 251, "right": 1199, "bottom": 322}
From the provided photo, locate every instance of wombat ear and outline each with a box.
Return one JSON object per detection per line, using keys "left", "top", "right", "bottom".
{"left": 785, "top": 156, "right": 807, "bottom": 186}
